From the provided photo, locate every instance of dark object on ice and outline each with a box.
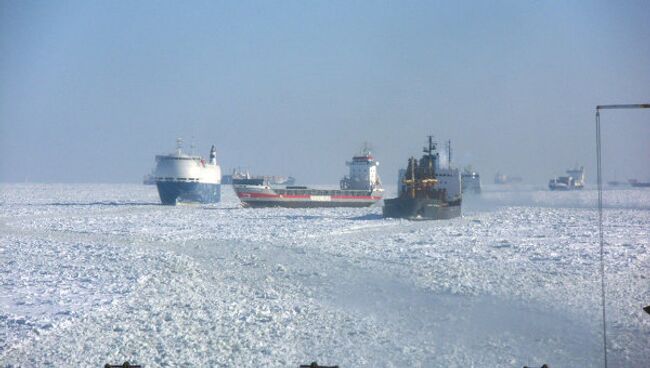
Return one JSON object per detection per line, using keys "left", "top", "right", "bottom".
{"left": 629, "top": 179, "right": 650, "bottom": 187}
{"left": 104, "top": 362, "right": 142, "bottom": 368}
{"left": 299, "top": 362, "right": 339, "bottom": 368}
{"left": 644, "top": 305, "right": 650, "bottom": 315}
{"left": 523, "top": 365, "right": 549, "bottom": 368}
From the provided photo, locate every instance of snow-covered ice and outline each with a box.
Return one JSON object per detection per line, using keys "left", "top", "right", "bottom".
{"left": 1, "top": 183, "right": 648, "bottom": 367}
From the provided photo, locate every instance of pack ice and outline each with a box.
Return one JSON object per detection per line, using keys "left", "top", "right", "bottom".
{"left": 1, "top": 184, "right": 648, "bottom": 367}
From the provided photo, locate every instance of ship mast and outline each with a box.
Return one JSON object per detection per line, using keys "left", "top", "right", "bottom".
{"left": 401, "top": 136, "right": 440, "bottom": 199}
{"left": 423, "top": 135, "right": 435, "bottom": 157}
{"left": 410, "top": 157, "right": 416, "bottom": 198}
{"left": 423, "top": 135, "right": 438, "bottom": 177}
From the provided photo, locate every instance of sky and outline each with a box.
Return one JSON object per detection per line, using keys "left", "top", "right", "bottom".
{"left": 1, "top": 0, "right": 649, "bottom": 184}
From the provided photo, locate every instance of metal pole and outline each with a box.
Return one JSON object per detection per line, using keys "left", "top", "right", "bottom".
{"left": 597, "top": 104, "right": 650, "bottom": 110}
{"left": 595, "top": 109, "right": 607, "bottom": 368}
{"left": 594, "top": 103, "right": 649, "bottom": 368}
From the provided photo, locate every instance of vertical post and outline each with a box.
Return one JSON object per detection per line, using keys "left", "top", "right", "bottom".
{"left": 594, "top": 103, "right": 648, "bottom": 368}
{"left": 411, "top": 157, "right": 416, "bottom": 198}
{"left": 595, "top": 109, "right": 608, "bottom": 368}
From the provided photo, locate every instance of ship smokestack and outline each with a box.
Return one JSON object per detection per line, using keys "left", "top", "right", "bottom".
{"left": 209, "top": 145, "right": 217, "bottom": 165}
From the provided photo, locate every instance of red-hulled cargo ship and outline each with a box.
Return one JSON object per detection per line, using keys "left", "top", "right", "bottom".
{"left": 233, "top": 148, "right": 383, "bottom": 208}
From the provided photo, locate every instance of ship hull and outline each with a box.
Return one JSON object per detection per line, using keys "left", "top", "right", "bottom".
{"left": 383, "top": 197, "right": 461, "bottom": 220}
{"left": 156, "top": 181, "right": 221, "bottom": 205}
{"left": 242, "top": 200, "right": 375, "bottom": 208}
{"left": 234, "top": 186, "right": 382, "bottom": 208}
{"left": 629, "top": 180, "right": 650, "bottom": 187}
{"left": 548, "top": 184, "right": 584, "bottom": 191}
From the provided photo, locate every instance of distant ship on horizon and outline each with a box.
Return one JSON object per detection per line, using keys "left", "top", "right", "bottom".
{"left": 494, "top": 172, "right": 523, "bottom": 185}
{"left": 628, "top": 178, "right": 650, "bottom": 188}
{"left": 142, "top": 172, "right": 155, "bottom": 185}
{"left": 549, "top": 166, "right": 585, "bottom": 191}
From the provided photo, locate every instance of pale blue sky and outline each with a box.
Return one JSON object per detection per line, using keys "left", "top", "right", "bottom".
{"left": 1, "top": 1, "right": 649, "bottom": 183}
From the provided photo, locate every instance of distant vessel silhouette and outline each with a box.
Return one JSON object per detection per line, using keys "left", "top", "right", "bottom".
{"left": 628, "top": 179, "right": 650, "bottom": 187}
{"left": 549, "top": 166, "right": 585, "bottom": 191}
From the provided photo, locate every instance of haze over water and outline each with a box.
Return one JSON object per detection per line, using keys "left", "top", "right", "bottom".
{"left": 1, "top": 1, "right": 649, "bottom": 183}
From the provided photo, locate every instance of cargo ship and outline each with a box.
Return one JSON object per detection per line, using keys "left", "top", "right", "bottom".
{"left": 233, "top": 148, "right": 383, "bottom": 207}
{"left": 152, "top": 139, "right": 222, "bottom": 205}
{"left": 548, "top": 166, "right": 585, "bottom": 191}
{"left": 383, "top": 136, "right": 462, "bottom": 220}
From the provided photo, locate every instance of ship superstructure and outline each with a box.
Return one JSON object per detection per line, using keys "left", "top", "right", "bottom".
{"left": 461, "top": 167, "right": 481, "bottom": 194}
{"left": 340, "top": 144, "right": 381, "bottom": 191}
{"left": 384, "top": 136, "right": 461, "bottom": 220}
{"left": 152, "top": 139, "right": 222, "bottom": 205}
{"left": 548, "top": 166, "right": 585, "bottom": 191}
{"left": 443, "top": 140, "right": 481, "bottom": 194}
{"left": 233, "top": 146, "right": 383, "bottom": 208}
{"left": 222, "top": 167, "right": 296, "bottom": 186}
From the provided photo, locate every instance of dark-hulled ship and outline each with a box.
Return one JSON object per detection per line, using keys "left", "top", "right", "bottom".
{"left": 383, "top": 136, "right": 462, "bottom": 220}
{"left": 233, "top": 147, "right": 383, "bottom": 208}
{"left": 548, "top": 166, "right": 585, "bottom": 191}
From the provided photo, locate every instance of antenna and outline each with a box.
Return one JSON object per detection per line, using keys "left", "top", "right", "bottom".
{"left": 176, "top": 137, "right": 183, "bottom": 154}
{"left": 424, "top": 135, "right": 436, "bottom": 156}
{"left": 446, "top": 140, "right": 452, "bottom": 167}
{"left": 361, "top": 141, "right": 372, "bottom": 155}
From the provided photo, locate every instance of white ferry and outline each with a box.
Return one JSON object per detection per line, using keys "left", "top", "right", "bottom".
{"left": 152, "top": 139, "right": 222, "bottom": 205}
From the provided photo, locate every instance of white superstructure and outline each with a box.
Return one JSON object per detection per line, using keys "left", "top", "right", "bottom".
{"left": 435, "top": 168, "right": 462, "bottom": 203}
{"left": 153, "top": 139, "right": 221, "bottom": 185}
{"left": 340, "top": 146, "right": 383, "bottom": 192}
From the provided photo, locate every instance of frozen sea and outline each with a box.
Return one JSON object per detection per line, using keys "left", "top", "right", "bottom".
{"left": 1, "top": 183, "right": 648, "bottom": 367}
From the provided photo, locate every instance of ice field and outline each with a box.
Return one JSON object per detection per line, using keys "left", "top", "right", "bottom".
{"left": 1, "top": 184, "right": 648, "bottom": 367}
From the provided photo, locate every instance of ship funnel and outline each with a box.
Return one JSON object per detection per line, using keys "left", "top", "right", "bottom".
{"left": 209, "top": 145, "right": 217, "bottom": 165}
